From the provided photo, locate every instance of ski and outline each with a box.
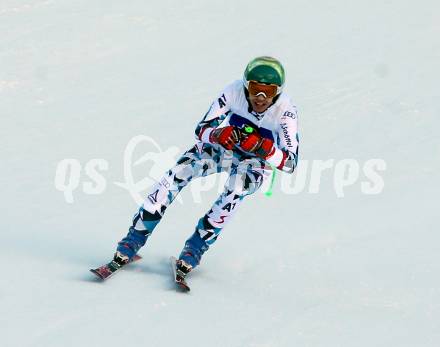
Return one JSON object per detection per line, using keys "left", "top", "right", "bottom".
{"left": 90, "top": 254, "right": 142, "bottom": 280}
{"left": 170, "top": 256, "right": 190, "bottom": 292}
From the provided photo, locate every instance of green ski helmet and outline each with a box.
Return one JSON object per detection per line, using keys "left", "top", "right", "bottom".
{"left": 243, "top": 56, "right": 285, "bottom": 96}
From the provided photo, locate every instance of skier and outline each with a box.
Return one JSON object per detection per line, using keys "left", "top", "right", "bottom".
{"left": 113, "top": 56, "right": 299, "bottom": 288}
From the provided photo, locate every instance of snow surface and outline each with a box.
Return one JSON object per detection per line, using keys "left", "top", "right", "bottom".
{"left": 1, "top": 1, "right": 439, "bottom": 346}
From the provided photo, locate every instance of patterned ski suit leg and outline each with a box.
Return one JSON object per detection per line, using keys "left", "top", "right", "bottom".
{"left": 179, "top": 156, "right": 272, "bottom": 268}
{"left": 117, "top": 143, "right": 228, "bottom": 259}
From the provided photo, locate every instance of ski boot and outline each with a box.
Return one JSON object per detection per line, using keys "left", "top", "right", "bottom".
{"left": 171, "top": 257, "right": 192, "bottom": 292}
{"left": 113, "top": 251, "right": 130, "bottom": 266}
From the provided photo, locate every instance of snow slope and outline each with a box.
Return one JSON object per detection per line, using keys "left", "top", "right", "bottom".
{"left": 1, "top": 1, "right": 439, "bottom": 346}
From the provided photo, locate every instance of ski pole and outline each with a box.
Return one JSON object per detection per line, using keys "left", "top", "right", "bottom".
{"left": 241, "top": 125, "right": 277, "bottom": 197}
{"left": 264, "top": 164, "right": 277, "bottom": 197}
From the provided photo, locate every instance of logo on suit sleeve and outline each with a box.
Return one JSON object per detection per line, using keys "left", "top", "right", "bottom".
{"left": 282, "top": 110, "right": 297, "bottom": 119}
{"left": 280, "top": 123, "right": 293, "bottom": 147}
{"left": 218, "top": 94, "right": 227, "bottom": 108}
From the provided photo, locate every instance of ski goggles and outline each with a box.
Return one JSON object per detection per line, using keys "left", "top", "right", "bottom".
{"left": 245, "top": 80, "right": 282, "bottom": 98}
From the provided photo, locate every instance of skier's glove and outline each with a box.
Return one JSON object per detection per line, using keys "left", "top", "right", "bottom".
{"left": 210, "top": 125, "right": 240, "bottom": 150}
{"left": 240, "top": 133, "right": 275, "bottom": 160}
